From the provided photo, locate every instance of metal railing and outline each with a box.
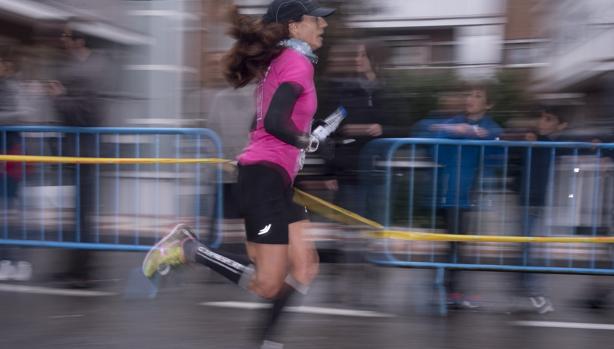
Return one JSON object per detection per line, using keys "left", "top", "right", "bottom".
{"left": 361, "top": 138, "right": 614, "bottom": 275}
{"left": 0, "top": 126, "right": 224, "bottom": 251}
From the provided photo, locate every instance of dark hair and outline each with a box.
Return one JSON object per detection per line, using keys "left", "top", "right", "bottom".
{"left": 64, "top": 17, "right": 91, "bottom": 42}
{"left": 362, "top": 39, "right": 390, "bottom": 74}
{"left": 70, "top": 30, "right": 87, "bottom": 41}
{"left": 536, "top": 105, "right": 571, "bottom": 124}
{"left": 0, "top": 51, "right": 19, "bottom": 73}
{"left": 467, "top": 81, "right": 496, "bottom": 105}
{"left": 222, "top": 6, "right": 290, "bottom": 88}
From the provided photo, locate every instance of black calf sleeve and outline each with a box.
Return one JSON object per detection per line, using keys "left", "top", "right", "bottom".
{"left": 184, "top": 240, "right": 252, "bottom": 286}
{"left": 261, "top": 276, "right": 308, "bottom": 341}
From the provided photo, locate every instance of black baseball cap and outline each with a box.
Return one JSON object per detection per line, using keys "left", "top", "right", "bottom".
{"left": 262, "top": 0, "right": 335, "bottom": 24}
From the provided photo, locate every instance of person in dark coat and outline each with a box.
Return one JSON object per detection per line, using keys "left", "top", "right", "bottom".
{"left": 329, "top": 40, "right": 411, "bottom": 224}
{"left": 50, "top": 24, "right": 106, "bottom": 288}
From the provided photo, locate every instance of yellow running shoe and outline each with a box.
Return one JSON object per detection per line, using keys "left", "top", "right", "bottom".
{"left": 142, "top": 223, "right": 196, "bottom": 278}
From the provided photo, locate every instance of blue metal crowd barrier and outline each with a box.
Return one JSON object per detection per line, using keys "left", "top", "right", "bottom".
{"left": 361, "top": 138, "right": 614, "bottom": 276}
{"left": 0, "top": 126, "right": 224, "bottom": 251}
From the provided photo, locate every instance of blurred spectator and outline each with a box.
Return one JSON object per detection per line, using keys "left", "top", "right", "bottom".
{"left": 328, "top": 40, "right": 411, "bottom": 223}
{"left": 428, "top": 83, "right": 502, "bottom": 309}
{"left": 315, "top": 40, "right": 411, "bottom": 307}
{"left": 0, "top": 53, "right": 23, "bottom": 205}
{"left": 412, "top": 91, "right": 464, "bottom": 137}
{"left": 206, "top": 81, "right": 256, "bottom": 220}
{"left": 49, "top": 23, "right": 107, "bottom": 288}
{"left": 0, "top": 52, "right": 33, "bottom": 281}
{"left": 0, "top": 54, "right": 20, "bottom": 119}
{"left": 520, "top": 106, "right": 569, "bottom": 208}
{"left": 50, "top": 25, "right": 106, "bottom": 127}
{"left": 513, "top": 106, "right": 568, "bottom": 314}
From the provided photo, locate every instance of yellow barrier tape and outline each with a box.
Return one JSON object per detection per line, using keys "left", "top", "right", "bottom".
{"left": 4, "top": 154, "right": 612, "bottom": 244}
{"left": 294, "top": 189, "right": 613, "bottom": 244}
{"left": 0, "top": 154, "right": 230, "bottom": 165}
{"left": 373, "top": 230, "right": 614, "bottom": 244}
{"left": 293, "top": 188, "right": 383, "bottom": 229}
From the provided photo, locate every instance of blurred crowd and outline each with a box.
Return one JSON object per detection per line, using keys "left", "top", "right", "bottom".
{"left": 292, "top": 40, "right": 613, "bottom": 313}
{"left": 0, "top": 21, "right": 109, "bottom": 286}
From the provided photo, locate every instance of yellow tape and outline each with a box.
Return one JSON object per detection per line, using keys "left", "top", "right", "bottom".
{"left": 293, "top": 188, "right": 383, "bottom": 229}
{"left": 4, "top": 154, "right": 612, "bottom": 244}
{"left": 373, "top": 230, "right": 614, "bottom": 244}
{"left": 294, "top": 189, "right": 613, "bottom": 244}
{"left": 0, "top": 154, "right": 230, "bottom": 165}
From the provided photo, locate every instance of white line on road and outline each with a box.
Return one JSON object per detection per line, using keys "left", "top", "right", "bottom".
{"left": 200, "top": 301, "right": 394, "bottom": 318}
{"left": 512, "top": 321, "right": 614, "bottom": 331}
{"left": 49, "top": 314, "right": 85, "bottom": 319}
{"left": 0, "top": 284, "right": 117, "bottom": 297}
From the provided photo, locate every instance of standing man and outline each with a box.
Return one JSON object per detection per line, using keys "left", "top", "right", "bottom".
{"left": 50, "top": 23, "right": 106, "bottom": 288}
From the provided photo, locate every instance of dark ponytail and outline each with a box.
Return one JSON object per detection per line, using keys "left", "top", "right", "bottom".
{"left": 222, "top": 6, "right": 289, "bottom": 88}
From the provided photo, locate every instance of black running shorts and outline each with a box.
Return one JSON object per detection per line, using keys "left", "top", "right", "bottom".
{"left": 235, "top": 163, "right": 307, "bottom": 244}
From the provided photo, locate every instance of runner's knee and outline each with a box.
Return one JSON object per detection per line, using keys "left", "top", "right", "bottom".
{"left": 291, "top": 262, "right": 318, "bottom": 286}
{"left": 253, "top": 276, "right": 285, "bottom": 299}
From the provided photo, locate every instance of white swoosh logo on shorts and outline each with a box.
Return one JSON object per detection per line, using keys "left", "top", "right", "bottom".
{"left": 258, "top": 224, "right": 272, "bottom": 236}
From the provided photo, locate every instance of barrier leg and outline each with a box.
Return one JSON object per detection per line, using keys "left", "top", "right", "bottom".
{"left": 435, "top": 267, "right": 448, "bottom": 316}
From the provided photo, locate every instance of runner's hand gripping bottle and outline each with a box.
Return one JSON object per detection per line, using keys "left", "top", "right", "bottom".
{"left": 306, "top": 106, "right": 347, "bottom": 153}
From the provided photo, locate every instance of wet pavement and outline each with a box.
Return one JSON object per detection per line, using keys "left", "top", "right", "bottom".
{"left": 0, "top": 248, "right": 613, "bottom": 349}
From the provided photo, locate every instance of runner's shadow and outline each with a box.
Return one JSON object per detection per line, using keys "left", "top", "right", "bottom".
{"left": 123, "top": 268, "right": 159, "bottom": 300}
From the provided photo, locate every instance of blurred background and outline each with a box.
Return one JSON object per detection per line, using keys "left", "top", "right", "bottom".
{"left": 0, "top": 0, "right": 611, "bottom": 131}
{"left": 1, "top": 1, "right": 614, "bottom": 348}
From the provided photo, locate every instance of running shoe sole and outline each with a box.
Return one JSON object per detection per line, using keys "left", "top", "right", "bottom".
{"left": 142, "top": 223, "right": 196, "bottom": 278}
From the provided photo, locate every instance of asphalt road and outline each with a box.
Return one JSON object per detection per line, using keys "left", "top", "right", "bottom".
{"left": 0, "top": 248, "right": 613, "bottom": 349}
